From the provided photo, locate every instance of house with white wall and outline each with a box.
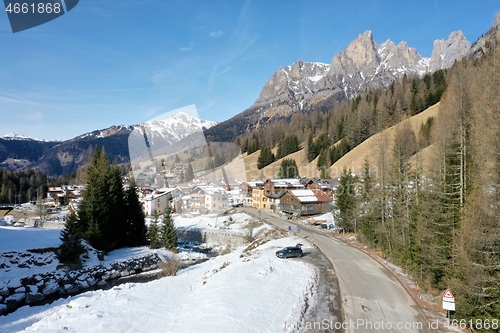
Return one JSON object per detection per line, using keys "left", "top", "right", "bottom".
{"left": 142, "top": 188, "right": 180, "bottom": 216}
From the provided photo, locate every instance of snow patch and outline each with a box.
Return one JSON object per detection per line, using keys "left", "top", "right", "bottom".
{"left": 0, "top": 237, "right": 318, "bottom": 333}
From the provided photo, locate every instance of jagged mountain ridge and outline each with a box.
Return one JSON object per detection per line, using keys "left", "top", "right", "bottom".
{"left": 252, "top": 30, "right": 470, "bottom": 121}
{"left": 204, "top": 29, "right": 470, "bottom": 142}
{"left": 0, "top": 112, "right": 218, "bottom": 176}
{"left": 0, "top": 25, "right": 486, "bottom": 176}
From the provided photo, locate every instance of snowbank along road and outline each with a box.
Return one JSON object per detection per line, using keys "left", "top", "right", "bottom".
{"left": 245, "top": 208, "right": 433, "bottom": 333}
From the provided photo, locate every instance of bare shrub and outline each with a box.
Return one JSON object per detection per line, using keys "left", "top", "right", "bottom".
{"left": 243, "top": 229, "right": 286, "bottom": 253}
{"left": 159, "top": 258, "right": 181, "bottom": 276}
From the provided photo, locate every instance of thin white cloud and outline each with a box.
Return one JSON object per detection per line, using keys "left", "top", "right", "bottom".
{"left": 23, "top": 111, "right": 43, "bottom": 122}
{"left": 0, "top": 94, "right": 41, "bottom": 105}
{"left": 179, "top": 42, "right": 194, "bottom": 52}
{"left": 209, "top": 30, "right": 225, "bottom": 39}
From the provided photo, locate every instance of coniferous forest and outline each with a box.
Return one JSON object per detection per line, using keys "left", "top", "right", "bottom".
{"left": 0, "top": 169, "right": 48, "bottom": 204}
{"left": 0, "top": 168, "right": 76, "bottom": 204}
{"left": 245, "top": 68, "right": 448, "bottom": 173}
{"left": 238, "top": 26, "right": 500, "bottom": 328}
{"left": 332, "top": 39, "right": 500, "bottom": 325}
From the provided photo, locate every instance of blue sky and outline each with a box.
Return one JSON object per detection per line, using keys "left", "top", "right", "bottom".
{"left": 0, "top": 0, "right": 499, "bottom": 140}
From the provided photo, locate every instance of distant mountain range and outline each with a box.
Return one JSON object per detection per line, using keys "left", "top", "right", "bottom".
{"left": 0, "top": 112, "right": 218, "bottom": 176}
{"left": 204, "top": 30, "right": 470, "bottom": 141}
{"left": 1, "top": 25, "right": 490, "bottom": 177}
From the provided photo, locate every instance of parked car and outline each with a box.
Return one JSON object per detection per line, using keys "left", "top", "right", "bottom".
{"left": 275, "top": 244, "right": 303, "bottom": 259}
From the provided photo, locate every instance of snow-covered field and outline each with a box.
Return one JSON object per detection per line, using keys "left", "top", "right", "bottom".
{"left": 0, "top": 226, "right": 157, "bottom": 284}
{"left": 1, "top": 236, "right": 317, "bottom": 333}
{"left": 0, "top": 226, "right": 61, "bottom": 252}
{"left": 168, "top": 212, "right": 268, "bottom": 237}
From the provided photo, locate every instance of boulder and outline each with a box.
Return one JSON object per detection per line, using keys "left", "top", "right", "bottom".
{"left": 0, "top": 286, "right": 9, "bottom": 297}
{"left": 25, "top": 292, "right": 44, "bottom": 304}
{"left": 42, "top": 280, "right": 60, "bottom": 296}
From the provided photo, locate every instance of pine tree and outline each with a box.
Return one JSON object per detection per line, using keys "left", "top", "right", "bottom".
{"left": 386, "top": 123, "right": 417, "bottom": 263}
{"left": 78, "top": 146, "right": 110, "bottom": 250}
{"left": 159, "top": 208, "right": 178, "bottom": 250}
{"left": 246, "top": 134, "right": 260, "bottom": 154}
{"left": 423, "top": 61, "right": 470, "bottom": 288}
{"left": 307, "top": 134, "right": 316, "bottom": 162}
{"left": 148, "top": 212, "right": 161, "bottom": 249}
{"left": 105, "top": 165, "right": 127, "bottom": 249}
{"left": 448, "top": 47, "right": 500, "bottom": 323}
{"left": 334, "top": 168, "right": 357, "bottom": 232}
{"left": 257, "top": 146, "right": 274, "bottom": 169}
{"left": 185, "top": 163, "right": 195, "bottom": 182}
{"left": 317, "top": 149, "right": 328, "bottom": 172}
{"left": 77, "top": 146, "right": 146, "bottom": 252}
{"left": 358, "top": 159, "right": 377, "bottom": 244}
{"left": 276, "top": 134, "right": 300, "bottom": 159}
{"left": 125, "top": 180, "right": 148, "bottom": 247}
{"left": 279, "top": 159, "right": 299, "bottom": 178}
{"left": 58, "top": 212, "right": 85, "bottom": 264}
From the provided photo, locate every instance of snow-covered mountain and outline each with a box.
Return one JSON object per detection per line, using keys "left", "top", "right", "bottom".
{"left": 1, "top": 133, "right": 59, "bottom": 142}
{"left": 0, "top": 112, "right": 218, "bottom": 176}
{"left": 139, "top": 112, "right": 218, "bottom": 146}
{"left": 2, "top": 133, "right": 33, "bottom": 140}
{"left": 74, "top": 112, "right": 218, "bottom": 146}
{"left": 249, "top": 30, "right": 470, "bottom": 121}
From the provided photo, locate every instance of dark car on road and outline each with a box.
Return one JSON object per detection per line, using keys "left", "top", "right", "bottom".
{"left": 275, "top": 244, "right": 303, "bottom": 259}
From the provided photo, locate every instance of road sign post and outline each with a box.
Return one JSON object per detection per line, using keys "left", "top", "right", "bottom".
{"left": 442, "top": 289, "right": 455, "bottom": 320}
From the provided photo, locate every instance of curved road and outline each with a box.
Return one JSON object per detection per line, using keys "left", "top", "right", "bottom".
{"left": 246, "top": 208, "right": 432, "bottom": 333}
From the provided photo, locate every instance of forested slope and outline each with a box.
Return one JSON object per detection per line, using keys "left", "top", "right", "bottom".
{"left": 333, "top": 31, "right": 500, "bottom": 327}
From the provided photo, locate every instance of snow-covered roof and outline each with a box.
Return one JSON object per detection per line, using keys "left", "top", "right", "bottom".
{"left": 246, "top": 181, "right": 264, "bottom": 188}
{"left": 297, "top": 196, "right": 318, "bottom": 202}
{"left": 157, "top": 187, "right": 178, "bottom": 193}
{"left": 288, "top": 189, "right": 332, "bottom": 203}
{"left": 144, "top": 189, "right": 177, "bottom": 201}
{"left": 267, "top": 179, "right": 304, "bottom": 189}
{"left": 290, "top": 190, "right": 315, "bottom": 197}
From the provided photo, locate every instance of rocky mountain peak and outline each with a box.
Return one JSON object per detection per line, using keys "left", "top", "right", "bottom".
{"left": 254, "top": 59, "right": 330, "bottom": 109}
{"left": 384, "top": 41, "right": 423, "bottom": 70}
{"left": 429, "top": 30, "right": 470, "bottom": 71}
{"left": 225, "top": 28, "right": 471, "bottom": 137}
{"left": 330, "top": 30, "right": 379, "bottom": 76}
{"left": 379, "top": 39, "right": 396, "bottom": 52}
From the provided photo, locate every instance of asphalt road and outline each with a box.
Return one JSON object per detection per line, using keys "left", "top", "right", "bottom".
{"left": 244, "top": 208, "right": 432, "bottom": 333}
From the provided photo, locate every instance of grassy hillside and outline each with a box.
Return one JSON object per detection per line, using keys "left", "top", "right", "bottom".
{"left": 230, "top": 102, "right": 440, "bottom": 181}
{"left": 330, "top": 102, "right": 439, "bottom": 176}
{"left": 234, "top": 142, "right": 324, "bottom": 180}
